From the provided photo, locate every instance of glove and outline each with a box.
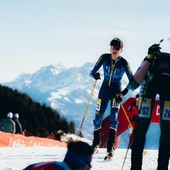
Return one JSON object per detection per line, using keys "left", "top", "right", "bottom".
{"left": 115, "top": 95, "right": 123, "bottom": 103}
{"left": 92, "top": 72, "right": 101, "bottom": 80}
{"left": 147, "top": 44, "right": 161, "bottom": 62}
{"left": 121, "top": 88, "right": 129, "bottom": 96}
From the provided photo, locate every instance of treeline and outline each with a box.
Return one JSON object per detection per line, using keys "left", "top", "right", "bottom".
{"left": 0, "top": 85, "right": 76, "bottom": 137}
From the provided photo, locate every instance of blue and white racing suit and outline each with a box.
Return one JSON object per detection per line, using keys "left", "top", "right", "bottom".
{"left": 90, "top": 53, "right": 133, "bottom": 131}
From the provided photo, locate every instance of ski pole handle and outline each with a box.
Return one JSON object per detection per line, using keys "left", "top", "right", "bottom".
{"left": 158, "top": 39, "right": 163, "bottom": 46}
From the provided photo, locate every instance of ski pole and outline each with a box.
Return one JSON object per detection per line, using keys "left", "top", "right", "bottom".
{"left": 120, "top": 104, "right": 133, "bottom": 170}
{"left": 121, "top": 104, "right": 133, "bottom": 129}
{"left": 121, "top": 137, "right": 131, "bottom": 170}
{"left": 77, "top": 80, "right": 97, "bottom": 139}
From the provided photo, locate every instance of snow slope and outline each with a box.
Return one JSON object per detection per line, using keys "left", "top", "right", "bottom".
{"left": 0, "top": 147, "right": 161, "bottom": 170}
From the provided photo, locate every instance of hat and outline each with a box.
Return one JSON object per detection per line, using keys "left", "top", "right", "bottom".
{"left": 64, "top": 141, "right": 93, "bottom": 169}
{"left": 14, "top": 113, "right": 19, "bottom": 119}
{"left": 7, "top": 112, "right": 13, "bottom": 119}
{"left": 110, "top": 38, "right": 123, "bottom": 48}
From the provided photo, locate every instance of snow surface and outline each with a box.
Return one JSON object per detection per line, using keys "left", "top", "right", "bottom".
{"left": 0, "top": 147, "right": 164, "bottom": 170}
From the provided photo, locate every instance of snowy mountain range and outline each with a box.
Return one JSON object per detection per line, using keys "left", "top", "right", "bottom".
{"left": 3, "top": 63, "right": 160, "bottom": 148}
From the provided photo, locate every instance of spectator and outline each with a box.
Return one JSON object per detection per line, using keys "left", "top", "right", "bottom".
{"left": 13, "top": 113, "right": 24, "bottom": 134}
{"left": 128, "top": 94, "right": 139, "bottom": 123}
{"left": 23, "top": 141, "right": 94, "bottom": 170}
{"left": 0, "top": 112, "right": 16, "bottom": 134}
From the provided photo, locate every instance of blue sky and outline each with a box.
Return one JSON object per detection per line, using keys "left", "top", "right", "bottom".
{"left": 0, "top": 0, "right": 170, "bottom": 82}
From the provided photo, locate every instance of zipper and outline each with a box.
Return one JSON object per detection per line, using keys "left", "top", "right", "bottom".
{"left": 108, "top": 60, "right": 117, "bottom": 86}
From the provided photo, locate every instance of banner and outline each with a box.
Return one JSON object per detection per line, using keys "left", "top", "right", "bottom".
{"left": 100, "top": 97, "right": 160, "bottom": 148}
{"left": 0, "top": 131, "right": 66, "bottom": 147}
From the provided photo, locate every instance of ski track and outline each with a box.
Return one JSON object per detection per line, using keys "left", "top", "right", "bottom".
{"left": 0, "top": 147, "right": 165, "bottom": 170}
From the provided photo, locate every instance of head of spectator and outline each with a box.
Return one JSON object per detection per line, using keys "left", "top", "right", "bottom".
{"left": 64, "top": 141, "right": 94, "bottom": 170}
{"left": 14, "top": 113, "right": 19, "bottom": 119}
{"left": 7, "top": 112, "right": 13, "bottom": 119}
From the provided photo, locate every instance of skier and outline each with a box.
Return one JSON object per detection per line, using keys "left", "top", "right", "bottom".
{"left": 23, "top": 141, "right": 93, "bottom": 170}
{"left": 125, "top": 42, "right": 170, "bottom": 170}
{"left": 90, "top": 37, "right": 133, "bottom": 160}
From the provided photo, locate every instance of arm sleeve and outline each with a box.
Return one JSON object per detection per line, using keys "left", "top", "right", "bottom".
{"left": 126, "top": 76, "right": 140, "bottom": 90}
{"left": 89, "top": 54, "right": 107, "bottom": 77}
{"left": 122, "top": 58, "right": 133, "bottom": 81}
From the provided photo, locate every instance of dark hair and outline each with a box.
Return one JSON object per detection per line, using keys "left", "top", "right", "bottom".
{"left": 110, "top": 37, "right": 123, "bottom": 48}
{"left": 64, "top": 141, "right": 93, "bottom": 169}
{"left": 67, "top": 141, "right": 93, "bottom": 155}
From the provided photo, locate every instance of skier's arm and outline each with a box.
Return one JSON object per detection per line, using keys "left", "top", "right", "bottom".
{"left": 127, "top": 43, "right": 161, "bottom": 89}
{"left": 133, "top": 60, "right": 151, "bottom": 84}
{"left": 90, "top": 54, "right": 107, "bottom": 79}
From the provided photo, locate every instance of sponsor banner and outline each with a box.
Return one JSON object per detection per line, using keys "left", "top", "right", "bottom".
{"left": 0, "top": 131, "right": 66, "bottom": 147}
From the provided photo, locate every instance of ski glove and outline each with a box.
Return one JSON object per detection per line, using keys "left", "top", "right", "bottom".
{"left": 115, "top": 88, "right": 128, "bottom": 103}
{"left": 92, "top": 72, "right": 101, "bottom": 80}
{"left": 147, "top": 44, "right": 161, "bottom": 62}
{"left": 115, "top": 95, "right": 123, "bottom": 103}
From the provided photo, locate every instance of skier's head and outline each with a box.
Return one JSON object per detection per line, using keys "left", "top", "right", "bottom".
{"left": 110, "top": 37, "right": 123, "bottom": 49}
{"left": 7, "top": 112, "right": 13, "bottom": 119}
{"left": 64, "top": 141, "right": 93, "bottom": 170}
{"left": 110, "top": 38, "right": 123, "bottom": 60}
{"left": 14, "top": 113, "right": 19, "bottom": 119}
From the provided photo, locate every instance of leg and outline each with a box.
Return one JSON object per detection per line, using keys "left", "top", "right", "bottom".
{"left": 106, "top": 98, "right": 120, "bottom": 154}
{"left": 157, "top": 71, "right": 170, "bottom": 170}
{"left": 131, "top": 93, "right": 156, "bottom": 169}
{"left": 131, "top": 117, "right": 150, "bottom": 170}
{"left": 157, "top": 120, "right": 170, "bottom": 170}
{"left": 92, "top": 97, "right": 109, "bottom": 150}
{"left": 130, "top": 75, "right": 157, "bottom": 170}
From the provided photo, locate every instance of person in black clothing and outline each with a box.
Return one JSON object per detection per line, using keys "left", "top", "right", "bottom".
{"left": 13, "top": 113, "right": 23, "bottom": 134}
{"left": 127, "top": 43, "right": 170, "bottom": 170}
{"left": 0, "top": 112, "right": 16, "bottom": 134}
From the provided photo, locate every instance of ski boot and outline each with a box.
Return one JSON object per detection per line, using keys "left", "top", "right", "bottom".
{"left": 104, "top": 147, "right": 115, "bottom": 161}
{"left": 104, "top": 129, "right": 116, "bottom": 161}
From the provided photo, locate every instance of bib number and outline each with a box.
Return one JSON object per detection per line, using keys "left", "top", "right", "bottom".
{"left": 96, "top": 98, "right": 102, "bottom": 111}
{"left": 162, "top": 101, "right": 170, "bottom": 121}
{"left": 139, "top": 98, "right": 151, "bottom": 118}
{"left": 112, "top": 98, "right": 120, "bottom": 109}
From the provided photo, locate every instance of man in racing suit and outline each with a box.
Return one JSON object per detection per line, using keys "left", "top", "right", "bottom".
{"left": 128, "top": 44, "right": 170, "bottom": 170}
{"left": 90, "top": 38, "right": 133, "bottom": 158}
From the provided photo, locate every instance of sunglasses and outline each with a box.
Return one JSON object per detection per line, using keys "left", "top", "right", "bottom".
{"left": 111, "top": 45, "right": 120, "bottom": 51}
